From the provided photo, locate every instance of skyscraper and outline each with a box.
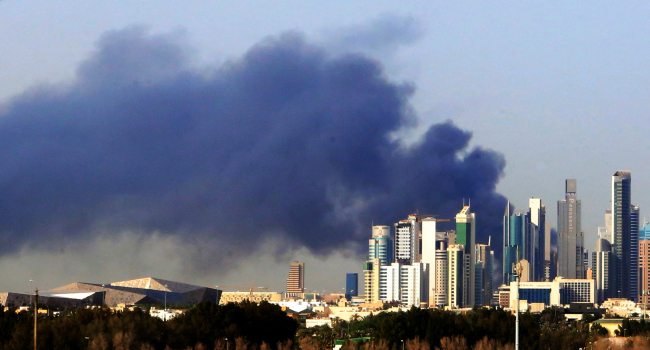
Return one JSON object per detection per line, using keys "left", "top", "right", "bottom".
{"left": 528, "top": 198, "right": 546, "bottom": 281}
{"left": 631, "top": 205, "right": 640, "bottom": 301}
{"left": 364, "top": 258, "right": 380, "bottom": 303}
{"left": 434, "top": 233, "right": 450, "bottom": 307}
{"left": 612, "top": 171, "right": 631, "bottom": 299}
{"left": 558, "top": 179, "right": 585, "bottom": 279}
{"left": 448, "top": 244, "right": 464, "bottom": 308}
{"left": 591, "top": 239, "right": 612, "bottom": 302}
{"left": 475, "top": 243, "right": 493, "bottom": 306}
{"left": 370, "top": 225, "right": 392, "bottom": 266}
{"left": 286, "top": 261, "right": 305, "bottom": 296}
{"left": 394, "top": 214, "right": 420, "bottom": 264}
{"left": 345, "top": 273, "right": 358, "bottom": 300}
{"left": 503, "top": 202, "right": 526, "bottom": 284}
{"left": 640, "top": 240, "right": 650, "bottom": 305}
{"left": 420, "top": 217, "right": 437, "bottom": 306}
{"left": 456, "top": 205, "right": 476, "bottom": 306}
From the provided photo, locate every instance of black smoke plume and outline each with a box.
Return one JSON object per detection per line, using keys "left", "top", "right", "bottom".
{"left": 0, "top": 27, "right": 508, "bottom": 268}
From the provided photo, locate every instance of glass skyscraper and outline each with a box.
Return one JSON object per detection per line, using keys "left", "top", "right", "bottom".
{"left": 612, "top": 171, "right": 631, "bottom": 299}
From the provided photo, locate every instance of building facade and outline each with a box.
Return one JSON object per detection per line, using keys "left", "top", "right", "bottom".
{"left": 612, "top": 171, "right": 631, "bottom": 299}
{"left": 640, "top": 240, "right": 650, "bottom": 305}
{"left": 287, "top": 261, "right": 305, "bottom": 296}
{"left": 592, "top": 238, "right": 612, "bottom": 304}
{"left": 448, "top": 244, "right": 464, "bottom": 308}
{"left": 345, "top": 273, "right": 358, "bottom": 300}
{"left": 557, "top": 179, "right": 585, "bottom": 279}
{"left": 394, "top": 215, "right": 420, "bottom": 264}
{"left": 370, "top": 225, "right": 392, "bottom": 266}
{"left": 456, "top": 206, "right": 476, "bottom": 306}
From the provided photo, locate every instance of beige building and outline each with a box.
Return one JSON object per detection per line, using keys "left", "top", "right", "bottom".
{"left": 364, "top": 258, "right": 380, "bottom": 304}
{"left": 219, "top": 291, "right": 282, "bottom": 304}
{"left": 640, "top": 241, "right": 650, "bottom": 304}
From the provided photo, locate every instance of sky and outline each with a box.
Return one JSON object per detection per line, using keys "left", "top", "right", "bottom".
{"left": 1, "top": 1, "right": 649, "bottom": 294}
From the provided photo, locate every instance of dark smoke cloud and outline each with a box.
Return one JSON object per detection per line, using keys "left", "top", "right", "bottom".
{"left": 0, "top": 27, "right": 508, "bottom": 269}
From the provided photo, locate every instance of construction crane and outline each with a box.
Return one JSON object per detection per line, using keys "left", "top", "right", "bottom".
{"left": 215, "top": 282, "right": 268, "bottom": 300}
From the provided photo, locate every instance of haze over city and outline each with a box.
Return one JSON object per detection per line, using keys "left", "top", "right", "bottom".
{"left": 1, "top": 1, "right": 650, "bottom": 296}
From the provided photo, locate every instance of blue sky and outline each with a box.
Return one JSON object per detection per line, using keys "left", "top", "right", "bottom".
{"left": 1, "top": 1, "right": 649, "bottom": 292}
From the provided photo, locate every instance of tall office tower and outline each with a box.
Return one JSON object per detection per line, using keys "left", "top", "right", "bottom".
{"left": 379, "top": 263, "right": 401, "bottom": 302}
{"left": 631, "top": 205, "right": 640, "bottom": 301}
{"left": 420, "top": 217, "right": 437, "bottom": 305}
{"left": 456, "top": 205, "right": 476, "bottom": 306}
{"left": 544, "top": 224, "right": 552, "bottom": 281}
{"left": 370, "top": 225, "right": 392, "bottom": 266}
{"left": 503, "top": 202, "right": 527, "bottom": 284}
{"left": 394, "top": 214, "right": 420, "bottom": 264}
{"left": 475, "top": 243, "right": 493, "bottom": 306}
{"left": 640, "top": 240, "right": 650, "bottom": 305}
{"left": 345, "top": 273, "right": 358, "bottom": 300}
{"left": 528, "top": 198, "right": 546, "bottom": 281}
{"left": 558, "top": 179, "right": 585, "bottom": 279}
{"left": 434, "top": 232, "right": 451, "bottom": 307}
{"left": 286, "top": 261, "right": 305, "bottom": 296}
{"left": 612, "top": 171, "right": 632, "bottom": 299}
{"left": 363, "top": 258, "right": 381, "bottom": 303}
{"left": 448, "top": 244, "right": 464, "bottom": 308}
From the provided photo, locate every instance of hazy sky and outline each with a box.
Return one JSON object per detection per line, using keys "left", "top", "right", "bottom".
{"left": 1, "top": 1, "right": 649, "bottom": 294}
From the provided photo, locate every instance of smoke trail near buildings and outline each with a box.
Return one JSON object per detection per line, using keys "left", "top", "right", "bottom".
{"left": 0, "top": 27, "right": 508, "bottom": 269}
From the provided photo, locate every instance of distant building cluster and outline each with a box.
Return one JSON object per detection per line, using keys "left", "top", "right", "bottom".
{"left": 353, "top": 204, "right": 494, "bottom": 309}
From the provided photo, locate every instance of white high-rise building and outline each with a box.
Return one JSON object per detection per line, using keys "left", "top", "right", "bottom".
{"left": 400, "top": 263, "right": 427, "bottom": 307}
{"left": 421, "top": 217, "right": 437, "bottom": 306}
{"left": 528, "top": 198, "right": 546, "bottom": 281}
{"left": 379, "top": 263, "right": 401, "bottom": 302}
{"left": 394, "top": 215, "right": 420, "bottom": 264}
{"left": 456, "top": 206, "right": 476, "bottom": 306}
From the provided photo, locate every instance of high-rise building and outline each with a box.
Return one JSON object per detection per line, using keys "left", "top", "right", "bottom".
{"left": 544, "top": 224, "right": 552, "bottom": 281}
{"left": 286, "top": 261, "right": 305, "bottom": 296}
{"left": 434, "top": 237, "right": 450, "bottom": 307}
{"left": 503, "top": 202, "right": 526, "bottom": 284}
{"left": 394, "top": 215, "right": 420, "bottom": 264}
{"left": 345, "top": 273, "right": 358, "bottom": 300}
{"left": 612, "top": 171, "right": 632, "bottom": 299}
{"left": 448, "top": 244, "right": 464, "bottom": 308}
{"left": 631, "top": 205, "right": 640, "bottom": 301}
{"left": 379, "top": 263, "right": 401, "bottom": 302}
{"left": 476, "top": 243, "right": 494, "bottom": 306}
{"left": 456, "top": 205, "right": 476, "bottom": 307}
{"left": 400, "top": 263, "right": 427, "bottom": 307}
{"left": 558, "top": 179, "right": 585, "bottom": 279}
{"left": 592, "top": 239, "right": 612, "bottom": 303}
{"left": 640, "top": 240, "right": 650, "bottom": 305}
{"left": 528, "top": 198, "right": 546, "bottom": 281}
{"left": 364, "top": 258, "right": 381, "bottom": 303}
{"left": 370, "top": 225, "right": 392, "bottom": 266}
{"left": 420, "top": 217, "right": 437, "bottom": 306}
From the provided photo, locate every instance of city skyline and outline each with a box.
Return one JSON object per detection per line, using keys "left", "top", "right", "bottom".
{"left": 2, "top": 2, "right": 650, "bottom": 295}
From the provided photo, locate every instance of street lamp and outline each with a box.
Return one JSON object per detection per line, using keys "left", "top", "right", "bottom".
{"left": 226, "top": 338, "right": 229, "bottom": 350}
{"left": 29, "top": 279, "right": 33, "bottom": 306}
{"left": 85, "top": 337, "right": 90, "bottom": 348}
{"left": 164, "top": 284, "right": 169, "bottom": 321}
{"left": 401, "top": 339, "right": 404, "bottom": 350}
{"left": 512, "top": 262, "right": 523, "bottom": 350}
{"left": 101, "top": 284, "right": 106, "bottom": 307}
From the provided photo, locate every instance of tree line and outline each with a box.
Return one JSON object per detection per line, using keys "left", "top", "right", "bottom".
{"left": 0, "top": 300, "right": 298, "bottom": 350}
